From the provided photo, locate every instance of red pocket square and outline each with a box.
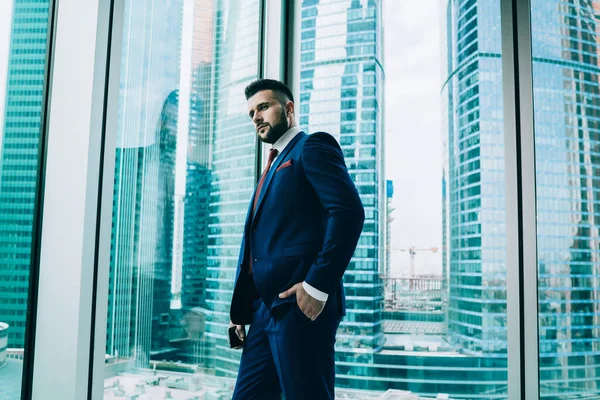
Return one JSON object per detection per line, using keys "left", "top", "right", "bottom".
{"left": 276, "top": 160, "right": 293, "bottom": 172}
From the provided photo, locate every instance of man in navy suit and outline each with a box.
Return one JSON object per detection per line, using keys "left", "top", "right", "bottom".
{"left": 229, "top": 79, "right": 364, "bottom": 399}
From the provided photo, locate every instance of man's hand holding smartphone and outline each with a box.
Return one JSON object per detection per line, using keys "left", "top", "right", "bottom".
{"left": 228, "top": 321, "right": 245, "bottom": 349}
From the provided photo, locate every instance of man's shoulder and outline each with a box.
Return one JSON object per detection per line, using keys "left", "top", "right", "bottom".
{"left": 302, "top": 131, "right": 341, "bottom": 150}
{"left": 300, "top": 132, "right": 344, "bottom": 167}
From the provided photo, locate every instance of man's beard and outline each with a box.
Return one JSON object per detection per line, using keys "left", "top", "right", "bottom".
{"left": 259, "top": 111, "right": 288, "bottom": 144}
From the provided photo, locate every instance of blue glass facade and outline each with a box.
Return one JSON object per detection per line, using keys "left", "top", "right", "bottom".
{"left": 441, "top": 0, "right": 600, "bottom": 398}
{"left": 0, "top": 0, "right": 49, "bottom": 350}
{"left": 444, "top": 0, "right": 508, "bottom": 359}
{"left": 177, "top": 0, "right": 215, "bottom": 368}
{"left": 442, "top": 0, "right": 509, "bottom": 396}
{"left": 105, "top": 0, "right": 182, "bottom": 365}
{"left": 182, "top": 62, "right": 213, "bottom": 313}
{"left": 104, "top": 0, "right": 262, "bottom": 380}
{"left": 531, "top": 0, "right": 600, "bottom": 397}
{"left": 202, "top": 0, "right": 260, "bottom": 377}
{"left": 298, "top": 0, "right": 386, "bottom": 388}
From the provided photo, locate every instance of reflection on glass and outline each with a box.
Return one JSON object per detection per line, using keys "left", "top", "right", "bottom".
{"left": 102, "top": 0, "right": 512, "bottom": 398}
{"left": 98, "top": 0, "right": 600, "bottom": 397}
{"left": 103, "top": 0, "right": 260, "bottom": 397}
{"left": 0, "top": 0, "right": 50, "bottom": 399}
{"left": 531, "top": 0, "right": 600, "bottom": 398}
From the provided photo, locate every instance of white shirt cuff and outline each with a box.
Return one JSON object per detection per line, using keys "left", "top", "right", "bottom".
{"left": 303, "top": 281, "right": 328, "bottom": 302}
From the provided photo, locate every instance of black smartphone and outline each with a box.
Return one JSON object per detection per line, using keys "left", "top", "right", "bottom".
{"left": 228, "top": 325, "right": 245, "bottom": 349}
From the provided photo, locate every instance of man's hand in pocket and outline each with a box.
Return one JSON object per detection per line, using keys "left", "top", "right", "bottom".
{"left": 278, "top": 282, "right": 325, "bottom": 321}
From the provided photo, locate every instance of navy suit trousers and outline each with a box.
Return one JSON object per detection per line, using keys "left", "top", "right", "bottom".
{"left": 232, "top": 298, "right": 341, "bottom": 400}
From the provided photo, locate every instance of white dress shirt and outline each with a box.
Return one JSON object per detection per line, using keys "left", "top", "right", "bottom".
{"left": 268, "top": 126, "right": 329, "bottom": 302}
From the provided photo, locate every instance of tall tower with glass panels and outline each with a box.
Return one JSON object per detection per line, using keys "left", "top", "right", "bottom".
{"left": 442, "top": 3, "right": 510, "bottom": 396}
{"left": 205, "top": 0, "right": 260, "bottom": 377}
{"left": 530, "top": 0, "right": 600, "bottom": 396}
{"left": 182, "top": 0, "right": 214, "bottom": 314}
{"left": 152, "top": 90, "right": 178, "bottom": 354}
{"left": 179, "top": 0, "right": 216, "bottom": 366}
{"left": 107, "top": 93, "right": 179, "bottom": 363}
{"left": 0, "top": 0, "right": 49, "bottom": 349}
{"left": 445, "top": 0, "right": 600, "bottom": 397}
{"left": 298, "top": 0, "right": 386, "bottom": 379}
{"left": 443, "top": 0, "right": 508, "bottom": 360}
{"left": 106, "top": 0, "right": 182, "bottom": 364}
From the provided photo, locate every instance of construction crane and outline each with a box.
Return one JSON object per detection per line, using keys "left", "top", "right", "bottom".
{"left": 387, "top": 246, "right": 438, "bottom": 279}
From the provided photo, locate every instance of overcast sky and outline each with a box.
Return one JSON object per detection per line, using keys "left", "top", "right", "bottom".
{"left": 383, "top": 1, "right": 443, "bottom": 276}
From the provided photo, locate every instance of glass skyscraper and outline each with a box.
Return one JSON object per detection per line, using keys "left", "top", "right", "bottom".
{"left": 0, "top": 0, "right": 49, "bottom": 349}
{"left": 202, "top": 0, "right": 260, "bottom": 377}
{"left": 181, "top": 0, "right": 214, "bottom": 315}
{"left": 531, "top": 0, "right": 600, "bottom": 396}
{"left": 441, "top": 0, "right": 510, "bottom": 396}
{"left": 103, "top": 0, "right": 261, "bottom": 378}
{"left": 105, "top": 0, "right": 182, "bottom": 365}
{"left": 298, "top": 0, "right": 386, "bottom": 387}
{"left": 442, "top": 0, "right": 600, "bottom": 398}
{"left": 179, "top": 0, "right": 216, "bottom": 368}
{"left": 444, "top": 0, "right": 508, "bottom": 358}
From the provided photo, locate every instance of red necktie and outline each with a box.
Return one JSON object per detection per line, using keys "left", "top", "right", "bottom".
{"left": 249, "top": 148, "right": 278, "bottom": 273}
{"left": 252, "top": 148, "right": 279, "bottom": 217}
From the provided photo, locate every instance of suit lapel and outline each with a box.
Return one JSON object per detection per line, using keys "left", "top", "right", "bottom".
{"left": 242, "top": 197, "right": 253, "bottom": 236}
{"left": 251, "top": 131, "right": 305, "bottom": 225}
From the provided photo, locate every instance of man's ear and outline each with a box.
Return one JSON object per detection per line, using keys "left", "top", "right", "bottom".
{"left": 286, "top": 101, "right": 294, "bottom": 116}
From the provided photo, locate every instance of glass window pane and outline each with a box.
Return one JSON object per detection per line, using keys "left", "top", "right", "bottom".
{"left": 0, "top": 1, "right": 51, "bottom": 399}
{"left": 103, "top": 0, "right": 260, "bottom": 397}
{"left": 532, "top": 0, "right": 600, "bottom": 397}
{"left": 296, "top": 0, "right": 507, "bottom": 398}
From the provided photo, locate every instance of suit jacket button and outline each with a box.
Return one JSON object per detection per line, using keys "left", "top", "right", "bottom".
{"left": 254, "top": 258, "right": 258, "bottom": 262}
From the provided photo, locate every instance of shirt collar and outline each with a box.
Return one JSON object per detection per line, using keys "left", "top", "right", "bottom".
{"left": 272, "top": 125, "right": 301, "bottom": 154}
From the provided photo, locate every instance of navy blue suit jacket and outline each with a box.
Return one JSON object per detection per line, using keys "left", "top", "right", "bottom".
{"left": 230, "top": 131, "right": 365, "bottom": 325}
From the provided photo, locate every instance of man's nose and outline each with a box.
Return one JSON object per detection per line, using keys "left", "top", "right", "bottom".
{"left": 253, "top": 113, "right": 262, "bottom": 124}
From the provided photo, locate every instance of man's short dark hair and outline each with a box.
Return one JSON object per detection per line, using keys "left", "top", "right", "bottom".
{"left": 244, "top": 79, "right": 294, "bottom": 104}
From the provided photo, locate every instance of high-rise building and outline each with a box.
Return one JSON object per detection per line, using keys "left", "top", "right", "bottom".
{"left": 181, "top": 162, "right": 211, "bottom": 311}
{"left": 203, "top": 0, "right": 261, "bottom": 377}
{"left": 531, "top": 0, "right": 600, "bottom": 396}
{"left": 107, "top": 88, "right": 179, "bottom": 362}
{"left": 179, "top": 65, "right": 214, "bottom": 364}
{"left": 442, "top": 0, "right": 510, "bottom": 395}
{"left": 443, "top": 0, "right": 508, "bottom": 358}
{"left": 298, "top": 0, "right": 386, "bottom": 385}
{"left": 0, "top": 0, "right": 49, "bottom": 349}
{"left": 181, "top": 0, "right": 215, "bottom": 315}
{"left": 444, "top": 0, "right": 600, "bottom": 397}
{"left": 152, "top": 90, "right": 179, "bottom": 355}
{"left": 106, "top": 0, "right": 182, "bottom": 364}
{"left": 181, "top": 63, "right": 213, "bottom": 318}
{"left": 174, "top": 0, "right": 262, "bottom": 373}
